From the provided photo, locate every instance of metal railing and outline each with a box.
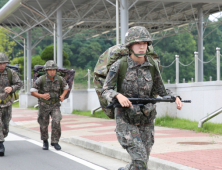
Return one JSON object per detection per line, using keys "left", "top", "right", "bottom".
{"left": 198, "top": 107, "right": 222, "bottom": 128}
{"left": 161, "top": 47, "right": 221, "bottom": 84}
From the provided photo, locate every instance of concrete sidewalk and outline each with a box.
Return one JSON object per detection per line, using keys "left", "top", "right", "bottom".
{"left": 10, "top": 107, "right": 222, "bottom": 170}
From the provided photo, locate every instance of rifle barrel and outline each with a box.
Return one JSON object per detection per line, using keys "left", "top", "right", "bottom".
{"left": 107, "top": 98, "right": 191, "bottom": 109}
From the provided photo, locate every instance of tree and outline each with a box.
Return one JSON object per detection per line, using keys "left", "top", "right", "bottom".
{"left": 202, "top": 20, "right": 222, "bottom": 81}
{"left": 0, "top": 28, "right": 17, "bottom": 59}
{"left": 40, "top": 45, "right": 70, "bottom": 67}
{"left": 0, "top": 0, "right": 8, "bottom": 8}
{"left": 154, "top": 31, "right": 196, "bottom": 83}
{"left": 72, "top": 41, "right": 102, "bottom": 69}
{"left": 10, "top": 55, "right": 45, "bottom": 80}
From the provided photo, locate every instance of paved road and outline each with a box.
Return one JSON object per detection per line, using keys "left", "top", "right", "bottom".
{"left": 0, "top": 133, "right": 107, "bottom": 170}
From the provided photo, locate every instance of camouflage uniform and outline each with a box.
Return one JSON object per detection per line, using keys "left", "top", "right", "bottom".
{"left": 30, "top": 61, "right": 68, "bottom": 143}
{"left": 0, "top": 53, "right": 22, "bottom": 142}
{"left": 101, "top": 26, "right": 170, "bottom": 170}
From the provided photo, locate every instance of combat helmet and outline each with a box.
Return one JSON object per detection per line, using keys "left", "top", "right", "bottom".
{"left": 125, "top": 26, "right": 152, "bottom": 47}
{"left": 0, "top": 53, "right": 9, "bottom": 63}
{"left": 44, "top": 60, "right": 58, "bottom": 70}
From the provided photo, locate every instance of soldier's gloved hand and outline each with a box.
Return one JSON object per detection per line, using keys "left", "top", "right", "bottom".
{"left": 41, "top": 93, "right": 50, "bottom": 100}
{"left": 175, "top": 97, "right": 183, "bottom": 110}
{"left": 4, "top": 87, "right": 12, "bottom": 93}
{"left": 115, "top": 94, "right": 133, "bottom": 108}
{"left": 60, "top": 95, "right": 65, "bottom": 102}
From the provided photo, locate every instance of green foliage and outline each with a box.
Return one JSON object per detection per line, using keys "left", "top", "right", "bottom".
{"left": 69, "top": 66, "right": 93, "bottom": 89}
{"left": 4, "top": 18, "right": 222, "bottom": 84}
{"left": 12, "top": 102, "right": 19, "bottom": 107}
{"left": 155, "top": 32, "right": 196, "bottom": 83}
{"left": 0, "top": 0, "right": 8, "bottom": 8}
{"left": 72, "top": 110, "right": 109, "bottom": 119}
{"left": 0, "top": 28, "right": 17, "bottom": 59}
{"left": 10, "top": 55, "right": 45, "bottom": 79}
{"left": 32, "top": 55, "right": 46, "bottom": 67}
{"left": 155, "top": 116, "right": 222, "bottom": 135}
{"left": 40, "top": 45, "right": 70, "bottom": 66}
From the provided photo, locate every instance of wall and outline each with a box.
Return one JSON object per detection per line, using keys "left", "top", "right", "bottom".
{"left": 19, "top": 82, "right": 222, "bottom": 123}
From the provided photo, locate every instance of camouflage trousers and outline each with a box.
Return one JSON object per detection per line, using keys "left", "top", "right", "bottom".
{"left": 0, "top": 105, "right": 12, "bottom": 142}
{"left": 38, "top": 104, "right": 62, "bottom": 143}
{"left": 115, "top": 109, "right": 154, "bottom": 170}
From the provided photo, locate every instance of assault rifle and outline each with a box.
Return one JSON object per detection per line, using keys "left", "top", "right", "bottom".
{"left": 107, "top": 96, "right": 191, "bottom": 109}
{"left": 7, "top": 64, "right": 19, "bottom": 72}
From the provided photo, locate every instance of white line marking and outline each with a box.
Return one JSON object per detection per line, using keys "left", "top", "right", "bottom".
{"left": 5, "top": 133, "right": 26, "bottom": 141}
{"left": 26, "top": 139, "right": 107, "bottom": 170}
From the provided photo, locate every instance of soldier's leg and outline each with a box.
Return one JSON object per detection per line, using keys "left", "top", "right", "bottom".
{"left": 0, "top": 108, "right": 4, "bottom": 142}
{"left": 139, "top": 125, "right": 154, "bottom": 165}
{"left": 1, "top": 106, "right": 12, "bottom": 139}
{"left": 38, "top": 106, "right": 50, "bottom": 141}
{"left": 115, "top": 110, "right": 148, "bottom": 170}
{"left": 50, "top": 106, "right": 62, "bottom": 143}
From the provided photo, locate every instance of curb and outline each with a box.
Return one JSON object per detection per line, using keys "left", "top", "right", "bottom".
{"left": 61, "top": 136, "right": 199, "bottom": 170}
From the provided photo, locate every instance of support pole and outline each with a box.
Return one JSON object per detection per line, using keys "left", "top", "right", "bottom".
{"left": 198, "top": 7, "right": 203, "bottom": 82}
{"left": 116, "top": 0, "right": 119, "bottom": 45}
{"left": 216, "top": 47, "right": 220, "bottom": 81}
{"left": 120, "top": 0, "right": 129, "bottom": 44}
{"left": 27, "top": 30, "right": 31, "bottom": 93}
{"left": 194, "top": 51, "right": 198, "bottom": 83}
{"left": 57, "top": 8, "right": 63, "bottom": 67}
{"left": 88, "top": 69, "right": 91, "bottom": 89}
{"left": 175, "top": 55, "right": 179, "bottom": 84}
{"left": 54, "top": 23, "right": 57, "bottom": 63}
{"left": 23, "top": 39, "right": 26, "bottom": 91}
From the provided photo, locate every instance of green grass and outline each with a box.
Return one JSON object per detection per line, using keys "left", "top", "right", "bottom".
{"left": 12, "top": 101, "right": 19, "bottom": 107}
{"left": 72, "top": 109, "right": 109, "bottom": 119}
{"left": 12, "top": 102, "right": 38, "bottom": 110}
{"left": 28, "top": 106, "right": 38, "bottom": 110}
{"left": 155, "top": 115, "right": 222, "bottom": 135}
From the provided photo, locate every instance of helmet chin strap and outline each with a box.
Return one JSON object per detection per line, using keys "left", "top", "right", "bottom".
{"left": 129, "top": 49, "right": 146, "bottom": 58}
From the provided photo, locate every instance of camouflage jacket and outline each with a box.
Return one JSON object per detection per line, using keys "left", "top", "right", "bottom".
{"left": 31, "top": 74, "right": 68, "bottom": 107}
{"left": 101, "top": 55, "right": 170, "bottom": 125}
{"left": 0, "top": 68, "right": 22, "bottom": 107}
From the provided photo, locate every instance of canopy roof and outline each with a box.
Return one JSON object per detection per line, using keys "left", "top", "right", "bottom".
{"left": 0, "top": 0, "right": 222, "bottom": 41}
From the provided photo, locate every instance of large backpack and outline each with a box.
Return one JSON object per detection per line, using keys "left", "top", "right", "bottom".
{"left": 93, "top": 44, "right": 161, "bottom": 119}
{"left": 33, "top": 65, "right": 75, "bottom": 99}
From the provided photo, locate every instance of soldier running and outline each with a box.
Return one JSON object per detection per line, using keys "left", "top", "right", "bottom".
{"left": 0, "top": 53, "right": 22, "bottom": 156}
{"left": 101, "top": 26, "right": 183, "bottom": 170}
{"left": 30, "top": 60, "right": 69, "bottom": 150}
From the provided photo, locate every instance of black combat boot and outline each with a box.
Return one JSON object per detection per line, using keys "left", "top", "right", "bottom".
{"left": 0, "top": 142, "right": 5, "bottom": 156}
{"left": 51, "top": 143, "right": 61, "bottom": 150}
{"left": 42, "top": 140, "right": 49, "bottom": 150}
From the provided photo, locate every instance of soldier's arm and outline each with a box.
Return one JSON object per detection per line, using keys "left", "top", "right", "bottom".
{"left": 30, "top": 77, "right": 50, "bottom": 100}
{"left": 153, "top": 69, "right": 182, "bottom": 109}
{"left": 59, "top": 77, "right": 69, "bottom": 102}
{"left": 11, "top": 69, "right": 23, "bottom": 92}
{"left": 101, "top": 60, "right": 121, "bottom": 103}
{"left": 152, "top": 69, "right": 168, "bottom": 97}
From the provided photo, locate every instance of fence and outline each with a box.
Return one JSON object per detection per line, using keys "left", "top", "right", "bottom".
{"left": 161, "top": 47, "right": 221, "bottom": 84}
{"left": 20, "top": 47, "right": 221, "bottom": 92}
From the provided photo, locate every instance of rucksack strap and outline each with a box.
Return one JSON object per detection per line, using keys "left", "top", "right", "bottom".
{"left": 40, "top": 74, "right": 46, "bottom": 94}
{"left": 57, "top": 75, "right": 63, "bottom": 95}
{"left": 6, "top": 67, "right": 16, "bottom": 99}
{"left": 117, "top": 56, "right": 127, "bottom": 93}
{"left": 147, "top": 56, "right": 157, "bottom": 81}
{"left": 40, "top": 74, "right": 63, "bottom": 95}
{"left": 6, "top": 67, "right": 12, "bottom": 85}
{"left": 116, "top": 56, "right": 160, "bottom": 94}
